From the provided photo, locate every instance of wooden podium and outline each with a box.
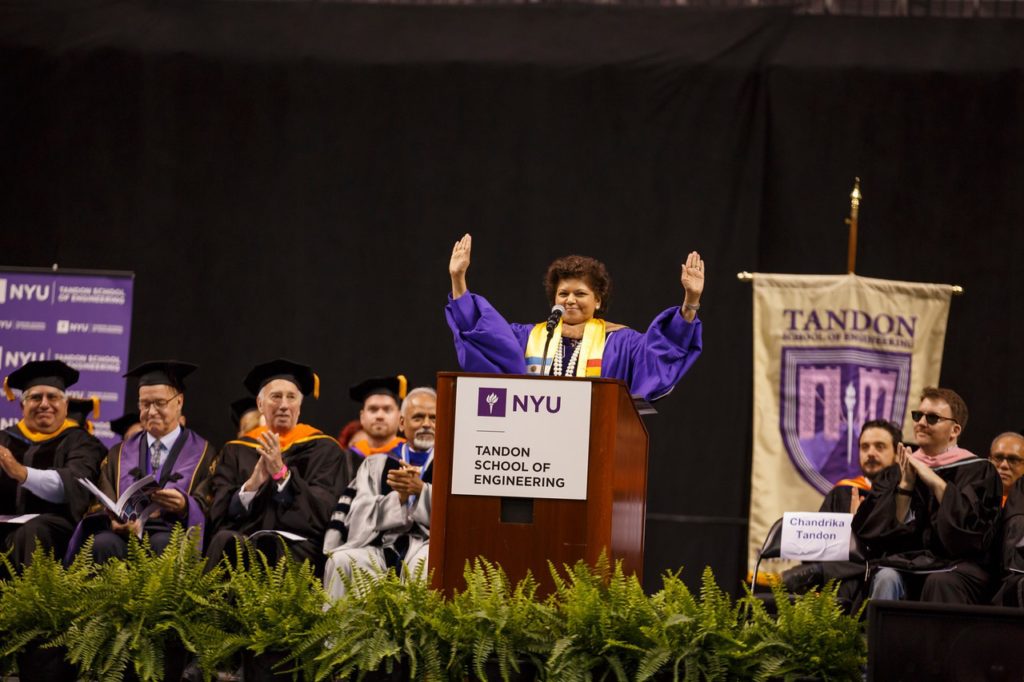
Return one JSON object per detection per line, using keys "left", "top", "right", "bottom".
{"left": 429, "top": 372, "right": 649, "bottom": 596}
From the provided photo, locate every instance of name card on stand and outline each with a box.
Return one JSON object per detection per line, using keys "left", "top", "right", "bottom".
{"left": 451, "top": 376, "right": 592, "bottom": 500}
{"left": 780, "top": 512, "right": 853, "bottom": 561}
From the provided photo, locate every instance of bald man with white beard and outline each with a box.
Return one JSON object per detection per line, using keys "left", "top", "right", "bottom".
{"left": 322, "top": 387, "right": 436, "bottom": 599}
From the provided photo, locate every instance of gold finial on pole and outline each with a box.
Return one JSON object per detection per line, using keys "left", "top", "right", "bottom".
{"left": 845, "top": 177, "right": 861, "bottom": 274}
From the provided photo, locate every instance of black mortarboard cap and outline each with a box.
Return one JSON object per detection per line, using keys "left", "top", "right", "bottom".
{"left": 244, "top": 358, "right": 319, "bottom": 398}
{"left": 67, "top": 397, "right": 101, "bottom": 426}
{"left": 110, "top": 411, "right": 141, "bottom": 438}
{"left": 230, "top": 397, "right": 259, "bottom": 428}
{"left": 349, "top": 375, "right": 407, "bottom": 404}
{"left": 123, "top": 360, "right": 198, "bottom": 392}
{"left": 4, "top": 360, "right": 80, "bottom": 400}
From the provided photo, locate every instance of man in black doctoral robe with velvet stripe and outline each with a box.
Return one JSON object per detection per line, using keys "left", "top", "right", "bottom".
{"left": 0, "top": 360, "right": 106, "bottom": 573}
{"left": 204, "top": 359, "right": 346, "bottom": 573}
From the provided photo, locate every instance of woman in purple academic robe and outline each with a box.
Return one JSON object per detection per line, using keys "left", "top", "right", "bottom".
{"left": 444, "top": 233, "right": 705, "bottom": 402}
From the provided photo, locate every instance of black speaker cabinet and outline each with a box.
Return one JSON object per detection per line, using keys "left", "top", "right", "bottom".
{"left": 867, "top": 599, "right": 1024, "bottom": 681}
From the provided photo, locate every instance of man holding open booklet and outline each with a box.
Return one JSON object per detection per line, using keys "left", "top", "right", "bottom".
{"left": 66, "top": 361, "right": 215, "bottom": 562}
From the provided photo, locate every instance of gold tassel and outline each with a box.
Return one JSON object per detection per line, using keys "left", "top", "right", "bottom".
{"left": 397, "top": 375, "right": 408, "bottom": 400}
{"left": 91, "top": 396, "right": 101, "bottom": 419}
{"left": 313, "top": 373, "right": 320, "bottom": 400}
{"left": 3, "top": 377, "right": 13, "bottom": 402}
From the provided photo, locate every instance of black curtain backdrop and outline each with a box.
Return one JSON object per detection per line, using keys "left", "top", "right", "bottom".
{"left": 2, "top": 0, "right": 1023, "bottom": 594}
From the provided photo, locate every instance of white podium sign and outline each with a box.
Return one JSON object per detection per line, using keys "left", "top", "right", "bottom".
{"left": 451, "top": 376, "right": 592, "bottom": 500}
{"left": 780, "top": 512, "right": 853, "bottom": 561}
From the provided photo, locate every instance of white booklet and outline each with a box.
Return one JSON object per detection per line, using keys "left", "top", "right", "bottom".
{"left": 78, "top": 475, "right": 161, "bottom": 531}
{"left": 0, "top": 514, "right": 40, "bottom": 525}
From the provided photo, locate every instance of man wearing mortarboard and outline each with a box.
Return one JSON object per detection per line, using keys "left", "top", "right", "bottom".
{"left": 347, "top": 375, "right": 407, "bottom": 459}
{"left": 109, "top": 411, "right": 143, "bottom": 442}
{"left": 0, "top": 360, "right": 106, "bottom": 572}
{"left": 204, "top": 358, "right": 348, "bottom": 572}
{"left": 229, "top": 397, "right": 261, "bottom": 439}
{"left": 66, "top": 361, "right": 215, "bottom": 562}
{"left": 323, "top": 380, "right": 436, "bottom": 600}
{"left": 66, "top": 396, "right": 101, "bottom": 434}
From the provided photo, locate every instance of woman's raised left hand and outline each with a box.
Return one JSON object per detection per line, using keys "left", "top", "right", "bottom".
{"left": 681, "top": 251, "right": 705, "bottom": 302}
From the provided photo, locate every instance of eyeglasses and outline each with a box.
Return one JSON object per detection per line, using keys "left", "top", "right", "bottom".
{"left": 138, "top": 393, "right": 181, "bottom": 412}
{"left": 910, "top": 410, "right": 958, "bottom": 426}
{"left": 991, "top": 453, "right": 1024, "bottom": 467}
{"left": 22, "top": 391, "right": 65, "bottom": 406}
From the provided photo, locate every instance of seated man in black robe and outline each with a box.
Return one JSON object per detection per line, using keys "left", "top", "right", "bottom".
{"left": 990, "top": 432, "right": 1024, "bottom": 606}
{"left": 853, "top": 387, "right": 1002, "bottom": 604}
{"left": 0, "top": 360, "right": 106, "bottom": 573}
{"left": 204, "top": 359, "right": 347, "bottom": 573}
{"left": 781, "top": 419, "right": 901, "bottom": 611}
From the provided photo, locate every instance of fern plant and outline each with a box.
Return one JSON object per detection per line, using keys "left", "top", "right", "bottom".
{"left": 740, "top": 580, "right": 866, "bottom": 682}
{"left": 641, "top": 566, "right": 782, "bottom": 682}
{"left": 291, "top": 562, "right": 447, "bottom": 681}
{"left": 56, "top": 526, "right": 220, "bottom": 682}
{"left": 0, "top": 544, "right": 94, "bottom": 675}
{"left": 546, "top": 554, "right": 658, "bottom": 682}
{"left": 187, "top": 541, "right": 330, "bottom": 680}
{"left": 440, "top": 558, "right": 558, "bottom": 681}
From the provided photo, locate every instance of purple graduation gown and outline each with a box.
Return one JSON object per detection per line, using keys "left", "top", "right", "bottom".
{"left": 444, "top": 291, "right": 703, "bottom": 401}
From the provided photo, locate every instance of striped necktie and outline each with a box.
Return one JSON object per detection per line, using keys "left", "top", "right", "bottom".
{"left": 151, "top": 441, "right": 166, "bottom": 472}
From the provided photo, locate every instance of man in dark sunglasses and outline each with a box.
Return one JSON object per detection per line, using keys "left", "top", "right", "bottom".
{"left": 852, "top": 386, "right": 1002, "bottom": 605}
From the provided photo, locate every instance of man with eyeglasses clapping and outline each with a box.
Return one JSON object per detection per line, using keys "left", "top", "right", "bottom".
{"left": 0, "top": 360, "right": 106, "bottom": 574}
{"left": 852, "top": 387, "right": 1002, "bottom": 604}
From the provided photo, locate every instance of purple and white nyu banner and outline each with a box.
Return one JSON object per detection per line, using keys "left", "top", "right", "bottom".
{"left": 746, "top": 273, "right": 954, "bottom": 573}
{"left": 0, "top": 268, "right": 134, "bottom": 447}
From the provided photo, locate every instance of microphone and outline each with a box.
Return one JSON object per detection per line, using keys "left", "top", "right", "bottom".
{"left": 542, "top": 305, "right": 565, "bottom": 375}
{"left": 545, "top": 304, "right": 565, "bottom": 333}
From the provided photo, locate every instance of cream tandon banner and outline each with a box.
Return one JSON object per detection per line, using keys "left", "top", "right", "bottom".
{"left": 748, "top": 273, "right": 953, "bottom": 571}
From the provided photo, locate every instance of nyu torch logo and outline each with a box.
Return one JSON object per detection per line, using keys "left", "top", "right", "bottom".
{"left": 478, "top": 388, "right": 507, "bottom": 417}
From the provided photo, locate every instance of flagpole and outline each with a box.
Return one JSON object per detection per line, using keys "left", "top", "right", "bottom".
{"left": 846, "top": 178, "right": 861, "bottom": 274}
{"left": 735, "top": 178, "right": 964, "bottom": 294}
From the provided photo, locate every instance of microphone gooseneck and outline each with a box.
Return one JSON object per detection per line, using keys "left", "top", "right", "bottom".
{"left": 542, "top": 305, "right": 565, "bottom": 375}
{"left": 545, "top": 304, "right": 565, "bottom": 333}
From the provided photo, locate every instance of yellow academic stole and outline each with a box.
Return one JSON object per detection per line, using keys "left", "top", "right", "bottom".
{"left": 525, "top": 318, "right": 606, "bottom": 377}
{"left": 16, "top": 419, "right": 80, "bottom": 442}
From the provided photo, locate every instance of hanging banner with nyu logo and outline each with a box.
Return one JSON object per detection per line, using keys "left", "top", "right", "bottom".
{"left": 0, "top": 268, "right": 134, "bottom": 447}
{"left": 747, "top": 273, "right": 952, "bottom": 571}
{"left": 451, "top": 376, "right": 592, "bottom": 500}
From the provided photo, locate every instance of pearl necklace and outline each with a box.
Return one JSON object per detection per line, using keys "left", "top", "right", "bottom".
{"left": 552, "top": 337, "right": 582, "bottom": 376}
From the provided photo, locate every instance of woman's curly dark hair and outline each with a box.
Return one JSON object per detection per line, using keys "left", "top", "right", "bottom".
{"left": 543, "top": 255, "right": 612, "bottom": 317}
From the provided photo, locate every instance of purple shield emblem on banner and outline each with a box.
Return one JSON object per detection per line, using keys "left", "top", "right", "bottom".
{"left": 780, "top": 347, "right": 912, "bottom": 494}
